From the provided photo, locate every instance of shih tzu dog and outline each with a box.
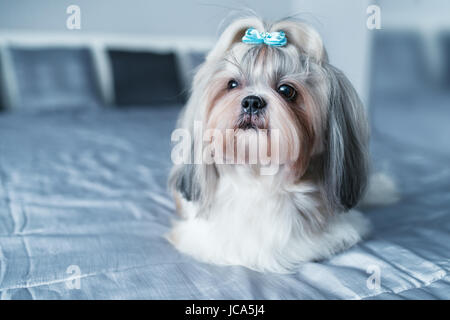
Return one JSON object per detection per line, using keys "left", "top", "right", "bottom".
{"left": 167, "top": 17, "right": 374, "bottom": 273}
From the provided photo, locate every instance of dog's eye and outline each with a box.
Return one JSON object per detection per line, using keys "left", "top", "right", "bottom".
{"left": 227, "top": 79, "right": 239, "bottom": 90}
{"left": 277, "top": 84, "right": 297, "bottom": 101}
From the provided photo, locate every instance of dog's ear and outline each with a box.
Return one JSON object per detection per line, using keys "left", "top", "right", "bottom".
{"left": 206, "top": 17, "right": 265, "bottom": 62}
{"left": 169, "top": 163, "right": 201, "bottom": 202}
{"left": 321, "top": 64, "right": 369, "bottom": 212}
{"left": 272, "top": 20, "right": 327, "bottom": 63}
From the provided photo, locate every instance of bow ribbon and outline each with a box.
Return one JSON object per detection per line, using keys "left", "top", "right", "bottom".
{"left": 242, "top": 28, "right": 287, "bottom": 47}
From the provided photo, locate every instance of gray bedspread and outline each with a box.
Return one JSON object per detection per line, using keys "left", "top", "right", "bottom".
{"left": 0, "top": 103, "right": 449, "bottom": 299}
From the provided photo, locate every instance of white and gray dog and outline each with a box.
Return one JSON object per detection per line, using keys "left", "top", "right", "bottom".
{"left": 167, "top": 17, "right": 394, "bottom": 273}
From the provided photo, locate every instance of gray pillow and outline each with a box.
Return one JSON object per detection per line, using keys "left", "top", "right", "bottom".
{"left": 108, "top": 50, "right": 184, "bottom": 106}
{"left": 9, "top": 47, "right": 102, "bottom": 112}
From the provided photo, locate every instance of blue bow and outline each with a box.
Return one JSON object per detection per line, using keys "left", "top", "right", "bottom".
{"left": 242, "top": 28, "right": 287, "bottom": 47}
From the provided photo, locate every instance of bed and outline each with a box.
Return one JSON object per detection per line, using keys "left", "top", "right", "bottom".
{"left": 0, "top": 97, "right": 449, "bottom": 299}
{"left": 0, "top": 30, "right": 449, "bottom": 299}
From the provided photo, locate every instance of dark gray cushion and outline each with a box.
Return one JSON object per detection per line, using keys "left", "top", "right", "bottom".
{"left": 108, "top": 50, "right": 184, "bottom": 106}
{"left": 371, "top": 31, "right": 428, "bottom": 96}
{"left": 188, "top": 51, "right": 206, "bottom": 70}
{"left": 10, "top": 47, "right": 101, "bottom": 112}
{"left": 440, "top": 32, "right": 450, "bottom": 88}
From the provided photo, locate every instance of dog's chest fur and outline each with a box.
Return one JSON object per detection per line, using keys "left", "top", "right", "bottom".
{"left": 169, "top": 166, "right": 370, "bottom": 273}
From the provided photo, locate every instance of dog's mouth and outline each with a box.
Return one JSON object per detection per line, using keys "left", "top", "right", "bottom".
{"left": 236, "top": 113, "right": 267, "bottom": 130}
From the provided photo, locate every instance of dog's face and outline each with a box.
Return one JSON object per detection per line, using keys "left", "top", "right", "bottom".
{"left": 203, "top": 39, "right": 327, "bottom": 173}
{"left": 172, "top": 18, "right": 369, "bottom": 212}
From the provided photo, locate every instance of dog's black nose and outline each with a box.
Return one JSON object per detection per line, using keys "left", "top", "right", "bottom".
{"left": 241, "top": 95, "right": 266, "bottom": 114}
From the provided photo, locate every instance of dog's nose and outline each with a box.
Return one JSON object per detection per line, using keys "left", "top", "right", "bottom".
{"left": 241, "top": 95, "right": 266, "bottom": 114}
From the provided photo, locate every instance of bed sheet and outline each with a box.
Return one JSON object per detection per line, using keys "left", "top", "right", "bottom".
{"left": 0, "top": 105, "right": 448, "bottom": 299}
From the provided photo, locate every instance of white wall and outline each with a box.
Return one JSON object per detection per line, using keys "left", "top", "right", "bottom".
{"left": 291, "top": 0, "right": 372, "bottom": 104}
{"left": 0, "top": 0, "right": 289, "bottom": 36}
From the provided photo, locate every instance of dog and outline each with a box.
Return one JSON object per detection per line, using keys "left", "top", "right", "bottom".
{"left": 167, "top": 17, "right": 383, "bottom": 273}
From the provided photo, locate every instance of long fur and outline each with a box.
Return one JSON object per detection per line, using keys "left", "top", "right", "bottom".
{"left": 167, "top": 17, "right": 372, "bottom": 273}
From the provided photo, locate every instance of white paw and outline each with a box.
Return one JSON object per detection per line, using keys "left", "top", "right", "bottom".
{"left": 361, "top": 172, "right": 400, "bottom": 207}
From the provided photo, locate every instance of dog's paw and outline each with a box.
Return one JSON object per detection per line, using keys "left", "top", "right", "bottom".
{"left": 360, "top": 172, "right": 400, "bottom": 207}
